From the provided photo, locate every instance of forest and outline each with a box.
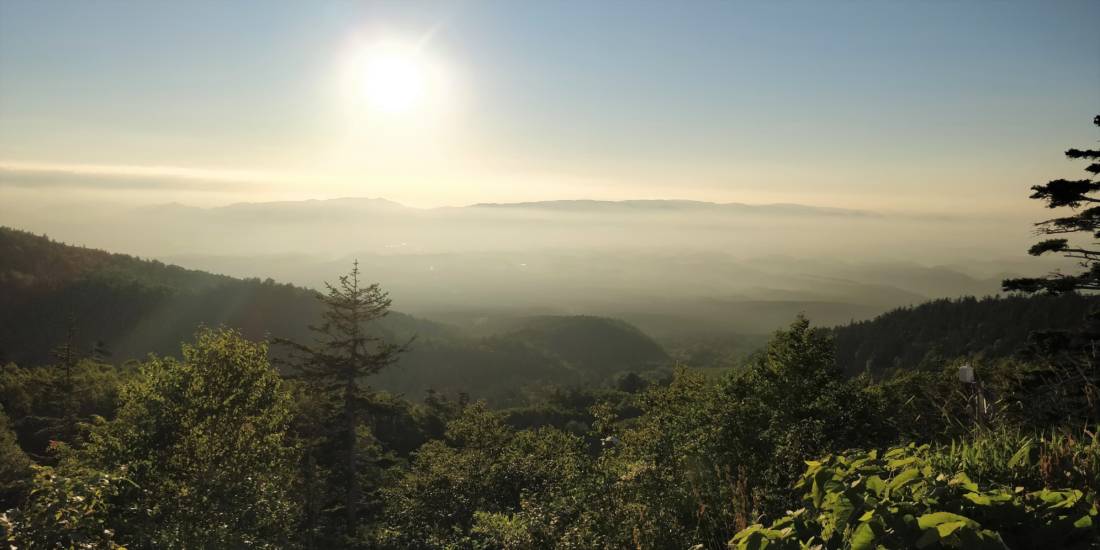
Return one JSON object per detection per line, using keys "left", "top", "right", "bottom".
{"left": 0, "top": 119, "right": 1096, "bottom": 547}
{"left": 1, "top": 291, "right": 1098, "bottom": 549}
{"left": 2, "top": 0, "right": 1099, "bottom": 546}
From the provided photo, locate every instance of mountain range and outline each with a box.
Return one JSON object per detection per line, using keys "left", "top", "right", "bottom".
{"left": 0, "top": 196, "right": 1062, "bottom": 340}
{"left": 3, "top": 224, "right": 1090, "bottom": 397}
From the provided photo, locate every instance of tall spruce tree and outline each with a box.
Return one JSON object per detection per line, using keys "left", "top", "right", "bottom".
{"left": 1003, "top": 114, "right": 1100, "bottom": 423}
{"left": 277, "top": 261, "right": 407, "bottom": 543}
{"left": 52, "top": 314, "right": 79, "bottom": 444}
{"left": 1004, "top": 114, "right": 1100, "bottom": 293}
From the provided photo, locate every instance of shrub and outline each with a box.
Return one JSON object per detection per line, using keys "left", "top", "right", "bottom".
{"left": 731, "top": 443, "right": 1098, "bottom": 549}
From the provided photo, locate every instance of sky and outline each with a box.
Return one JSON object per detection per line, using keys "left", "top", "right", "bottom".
{"left": 0, "top": 0, "right": 1097, "bottom": 213}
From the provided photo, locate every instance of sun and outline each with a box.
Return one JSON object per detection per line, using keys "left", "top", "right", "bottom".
{"left": 353, "top": 42, "right": 431, "bottom": 115}
{"left": 334, "top": 34, "right": 455, "bottom": 141}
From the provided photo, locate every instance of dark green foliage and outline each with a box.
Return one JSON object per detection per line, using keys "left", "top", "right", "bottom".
{"left": 661, "top": 332, "right": 772, "bottom": 372}
{"left": 0, "top": 309, "right": 1094, "bottom": 548}
{"left": 0, "top": 359, "right": 129, "bottom": 459}
{"left": 376, "top": 403, "right": 592, "bottom": 548}
{"left": 384, "top": 318, "right": 893, "bottom": 548}
{"left": 1004, "top": 115, "right": 1100, "bottom": 294}
{"left": 832, "top": 294, "right": 1099, "bottom": 376}
{"left": 720, "top": 316, "right": 893, "bottom": 515}
{"left": 4, "top": 465, "right": 128, "bottom": 549}
{"left": 1017, "top": 317, "right": 1100, "bottom": 425}
{"left": 865, "top": 353, "right": 1100, "bottom": 446}
{"left": 496, "top": 315, "right": 669, "bottom": 378}
{"left": 370, "top": 315, "right": 1100, "bottom": 549}
{"left": 3, "top": 225, "right": 1099, "bottom": 548}
{"left": 5, "top": 330, "right": 298, "bottom": 548}
{"left": 0, "top": 226, "right": 324, "bottom": 366}
{"left": 930, "top": 426, "right": 1100, "bottom": 502}
{"left": 864, "top": 361, "right": 982, "bottom": 442}
{"left": 0, "top": 407, "right": 31, "bottom": 510}
{"left": 732, "top": 442, "right": 1099, "bottom": 549}
{"left": 77, "top": 328, "right": 299, "bottom": 549}
{"left": 0, "top": 228, "right": 670, "bottom": 403}
{"left": 500, "top": 384, "right": 642, "bottom": 433}
{"left": 601, "top": 368, "right": 734, "bottom": 547}
{"left": 377, "top": 315, "right": 671, "bottom": 406}
{"left": 278, "top": 261, "right": 407, "bottom": 544}
{"left": 279, "top": 262, "right": 405, "bottom": 386}
{"left": 989, "top": 115, "right": 1100, "bottom": 427}
{"left": 362, "top": 390, "right": 454, "bottom": 457}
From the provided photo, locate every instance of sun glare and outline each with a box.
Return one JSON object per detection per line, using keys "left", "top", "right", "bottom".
{"left": 345, "top": 40, "right": 442, "bottom": 117}
{"left": 361, "top": 46, "right": 426, "bottom": 113}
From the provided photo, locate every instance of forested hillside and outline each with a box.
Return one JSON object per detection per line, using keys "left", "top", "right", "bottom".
{"left": 380, "top": 315, "right": 669, "bottom": 404}
{"left": 0, "top": 227, "right": 669, "bottom": 402}
{"left": 832, "top": 294, "right": 1100, "bottom": 376}
{"left": 2, "top": 228, "right": 1098, "bottom": 549}
{"left": 0, "top": 226, "right": 330, "bottom": 365}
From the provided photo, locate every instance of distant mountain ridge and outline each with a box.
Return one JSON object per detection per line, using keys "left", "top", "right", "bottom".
{"left": 1, "top": 185, "right": 1055, "bottom": 346}
{"left": 146, "top": 196, "right": 878, "bottom": 217}
{"left": 465, "top": 199, "right": 877, "bottom": 217}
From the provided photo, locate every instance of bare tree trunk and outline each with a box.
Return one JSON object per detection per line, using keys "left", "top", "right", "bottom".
{"left": 345, "top": 376, "right": 358, "bottom": 539}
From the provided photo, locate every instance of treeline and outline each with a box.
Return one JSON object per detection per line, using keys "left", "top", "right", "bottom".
{"left": 831, "top": 293, "right": 1100, "bottom": 376}
{"left": 1, "top": 234, "right": 1099, "bottom": 548}
{"left": 1, "top": 308, "right": 1096, "bottom": 548}
{"left": 0, "top": 226, "right": 327, "bottom": 366}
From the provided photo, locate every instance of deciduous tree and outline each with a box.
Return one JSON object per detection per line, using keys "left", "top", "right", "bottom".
{"left": 80, "top": 328, "right": 299, "bottom": 548}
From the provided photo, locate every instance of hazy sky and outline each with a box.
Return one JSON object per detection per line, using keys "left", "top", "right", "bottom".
{"left": 0, "top": 1, "right": 1097, "bottom": 213}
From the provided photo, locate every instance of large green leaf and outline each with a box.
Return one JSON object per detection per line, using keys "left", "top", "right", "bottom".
{"left": 830, "top": 493, "right": 856, "bottom": 530}
{"left": 849, "top": 521, "right": 876, "bottom": 550}
{"left": 887, "top": 456, "right": 919, "bottom": 470}
{"left": 888, "top": 468, "right": 922, "bottom": 494}
{"left": 810, "top": 468, "right": 832, "bottom": 509}
{"left": 1073, "top": 514, "right": 1093, "bottom": 529}
{"left": 865, "top": 475, "right": 886, "bottom": 498}
{"left": 917, "top": 512, "right": 977, "bottom": 530}
{"left": 936, "top": 520, "right": 969, "bottom": 538}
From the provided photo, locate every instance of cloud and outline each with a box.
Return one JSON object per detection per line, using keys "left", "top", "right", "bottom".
{"left": 0, "top": 161, "right": 291, "bottom": 192}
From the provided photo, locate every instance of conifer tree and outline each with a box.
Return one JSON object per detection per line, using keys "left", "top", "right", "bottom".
{"left": 1003, "top": 114, "right": 1100, "bottom": 423}
{"left": 43, "top": 312, "right": 82, "bottom": 447}
{"left": 277, "top": 261, "right": 408, "bottom": 542}
{"left": 1004, "top": 115, "right": 1100, "bottom": 293}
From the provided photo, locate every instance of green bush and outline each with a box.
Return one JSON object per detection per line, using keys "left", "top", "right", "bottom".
{"left": 4, "top": 465, "right": 129, "bottom": 549}
{"left": 731, "top": 443, "right": 1098, "bottom": 549}
{"left": 0, "top": 406, "right": 31, "bottom": 510}
{"left": 79, "top": 328, "right": 300, "bottom": 549}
